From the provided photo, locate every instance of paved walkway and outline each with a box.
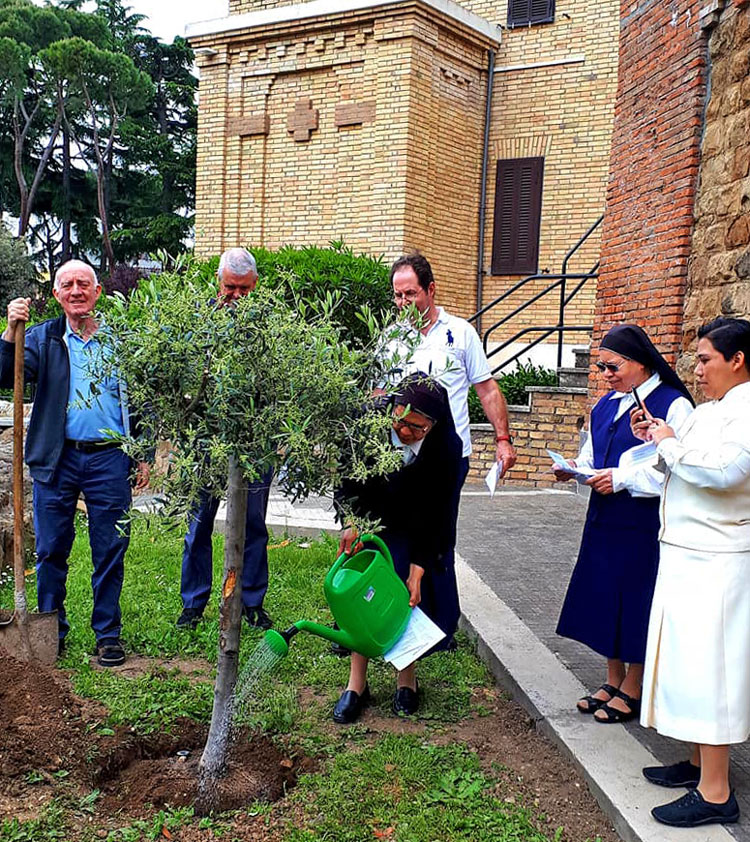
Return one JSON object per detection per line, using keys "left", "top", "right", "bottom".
{"left": 238, "top": 482, "right": 750, "bottom": 842}
{"left": 456, "top": 482, "right": 748, "bottom": 842}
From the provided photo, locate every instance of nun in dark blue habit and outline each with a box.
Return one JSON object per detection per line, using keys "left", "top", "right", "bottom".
{"left": 554, "top": 325, "right": 694, "bottom": 723}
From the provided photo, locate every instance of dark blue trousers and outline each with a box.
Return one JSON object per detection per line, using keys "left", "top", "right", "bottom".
{"left": 32, "top": 446, "right": 131, "bottom": 644}
{"left": 180, "top": 472, "right": 272, "bottom": 613}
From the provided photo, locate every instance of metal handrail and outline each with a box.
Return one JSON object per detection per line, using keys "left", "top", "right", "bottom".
{"left": 470, "top": 215, "right": 604, "bottom": 372}
{"left": 486, "top": 325, "right": 594, "bottom": 374}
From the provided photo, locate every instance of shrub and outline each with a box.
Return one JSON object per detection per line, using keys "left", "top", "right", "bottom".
{"left": 468, "top": 361, "right": 558, "bottom": 422}
{"left": 197, "top": 242, "right": 393, "bottom": 347}
{"left": 0, "top": 224, "right": 37, "bottom": 311}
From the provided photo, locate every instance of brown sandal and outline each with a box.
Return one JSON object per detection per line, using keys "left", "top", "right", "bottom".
{"left": 577, "top": 683, "right": 619, "bottom": 714}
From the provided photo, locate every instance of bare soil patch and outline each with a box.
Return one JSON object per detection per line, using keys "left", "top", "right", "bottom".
{"left": 1, "top": 653, "right": 618, "bottom": 841}
{"left": 0, "top": 653, "right": 306, "bottom": 821}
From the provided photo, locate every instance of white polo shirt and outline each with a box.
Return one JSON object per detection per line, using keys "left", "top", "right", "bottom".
{"left": 381, "top": 308, "right": 492, "bottom": 457}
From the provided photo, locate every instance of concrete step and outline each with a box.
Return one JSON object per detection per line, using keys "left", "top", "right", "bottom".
{"left": 557, "top": 367, "right": 589, "bottom": 389}
{"left": 573, "top": 346, "right": 591, "bottom": 370}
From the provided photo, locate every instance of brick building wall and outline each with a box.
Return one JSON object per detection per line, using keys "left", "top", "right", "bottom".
{"left": 191, "top": 0, "right": 619, "bottom": 338}
{"left": 679, "top": 1, "right": 750, "bottom": 388}
{"left": 591, "top": 0, "right": 708, "bottom": 381}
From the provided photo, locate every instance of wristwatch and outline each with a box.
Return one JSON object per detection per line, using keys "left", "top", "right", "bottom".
{"left": 495, "top": 434, "right": 513, "bottom": 444}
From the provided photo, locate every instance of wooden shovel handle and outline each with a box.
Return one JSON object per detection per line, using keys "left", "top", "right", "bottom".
{"left": 13, "top": 320, "right": 26, "bottom": 604}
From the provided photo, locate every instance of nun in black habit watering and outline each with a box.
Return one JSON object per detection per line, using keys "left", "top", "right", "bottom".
{"left": 332, "top": 373, "right": 464, "bottom": 725}
{"left": 554, "top": 325, "right": 694, "bottom": 723}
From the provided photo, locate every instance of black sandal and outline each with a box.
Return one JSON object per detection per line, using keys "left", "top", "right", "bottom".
{"left": 576, "top": 683, "right": 619, "bottom": 714}
{"left": 594, "top": 689, "right": 641, "bottom": 723}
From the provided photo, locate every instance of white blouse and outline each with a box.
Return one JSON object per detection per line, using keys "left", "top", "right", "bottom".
{"left": 657, "top": 381, "right": 750, "bottom": 552}
{"left": 575, "top": 373, "right": 694, "bottom": 497}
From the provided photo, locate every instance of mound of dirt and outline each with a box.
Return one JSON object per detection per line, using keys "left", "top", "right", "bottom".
{"left": 0, "top": 653, "right": 306, "bottom": 819}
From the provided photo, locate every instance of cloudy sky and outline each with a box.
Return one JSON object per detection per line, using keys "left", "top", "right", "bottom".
{"left": 127, "top": 1, "right": 229, "bottom": 43}
{"left": 31, "top": 1, "right": 229, "bottom": 43}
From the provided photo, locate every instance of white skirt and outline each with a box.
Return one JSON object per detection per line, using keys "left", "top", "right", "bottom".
{"left": 641, "top": 542, "right": 750, "bottom": 745}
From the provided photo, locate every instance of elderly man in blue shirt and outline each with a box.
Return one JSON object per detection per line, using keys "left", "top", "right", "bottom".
{"left": 1, "top": 260, "right": 148, "bottom": 667}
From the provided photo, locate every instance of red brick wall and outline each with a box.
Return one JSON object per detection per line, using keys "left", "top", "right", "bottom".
{"left": 592, "top": 0, "right": 708, "bottom": 379}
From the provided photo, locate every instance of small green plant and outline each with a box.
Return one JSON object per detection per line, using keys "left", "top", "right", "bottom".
{"left": 0, "top": 800, "right": 66, "bottom": 841}
{"left": 468, "top": 360, "right": 558, "bottom": 421}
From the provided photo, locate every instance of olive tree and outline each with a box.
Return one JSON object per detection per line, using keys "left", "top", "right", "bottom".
{"left": 98, "top": 265, "right": 410, "bottom": 805}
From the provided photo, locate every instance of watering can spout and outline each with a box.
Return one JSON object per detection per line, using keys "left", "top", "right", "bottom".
{"left": 293, "top": 620, "right": 356, "bottom": 652}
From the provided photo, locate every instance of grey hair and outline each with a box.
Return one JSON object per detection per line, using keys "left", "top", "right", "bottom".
{"left": 54, "top": 260, "right": 98, "bottom": 291}
{"left": 217, "top": 247, "right": 257, "bottom": 280}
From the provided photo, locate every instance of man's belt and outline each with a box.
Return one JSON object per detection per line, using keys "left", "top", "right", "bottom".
{"left": 64, "top": 439, "right": 121, "bottom": 453}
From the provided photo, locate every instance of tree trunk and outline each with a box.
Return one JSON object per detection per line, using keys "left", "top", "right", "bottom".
{"left": 61, "top": 119, "right": 71, "bottom": 262}
{"left": 197, "top": 455, "right": 248, "bottom": 804}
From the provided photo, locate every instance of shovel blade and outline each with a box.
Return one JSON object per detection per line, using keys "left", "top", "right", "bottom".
{"left": 0, "top": 609, "right": 59, "bottom": 666}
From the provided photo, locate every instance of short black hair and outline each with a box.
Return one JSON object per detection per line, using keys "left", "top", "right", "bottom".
{"left": 389, "top": 253, "right": 434, "bottom": 292}
{"left": 697, "top": 317, "right": 750, "bottom": 371}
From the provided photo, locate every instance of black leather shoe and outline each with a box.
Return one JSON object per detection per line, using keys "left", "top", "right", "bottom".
{"left": 652, "top": 788, "right": 739, "bottom": 827}
{"left": 333, "top": 685, "right": 370, "bottom": 724}
{"left": 392, "top": 685, "right": 419, "bottom": 716}
{"left": 243, "top": 606, "right": 272, "bottom": 630}
{"left": 57, "top": 638, "right": 66, "bottom": 658}
{"left": 643, "top": 760, "right": 700, "bottom": 789}
{"left": 176, "top": 607, "right": 203, "bottom": 630}
{"left": 330, "top": 640, "right": 352, "bottom": 657}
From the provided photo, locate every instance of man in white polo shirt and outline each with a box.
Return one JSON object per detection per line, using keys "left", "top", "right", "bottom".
{"left": 374, "top": 254, "right": 516, "bottom": 648}
{"left": 386, "top": 253, "right": 517, "bottom": 474}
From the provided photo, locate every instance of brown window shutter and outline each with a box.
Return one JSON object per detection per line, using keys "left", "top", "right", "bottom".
{"left": 508, "top": 0, "right": 555, "bottom": 27}
{"left": 491, "top": 157, "right": 544, "bottom": 275}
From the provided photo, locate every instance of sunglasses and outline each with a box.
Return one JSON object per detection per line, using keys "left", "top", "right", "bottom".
{"left": 595, "top": 361, "right": 624, "bottom": 373}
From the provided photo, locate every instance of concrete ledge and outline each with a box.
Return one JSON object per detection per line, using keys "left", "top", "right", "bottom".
{"left": 456, "top": 556, "right": 733, "bottom": 842}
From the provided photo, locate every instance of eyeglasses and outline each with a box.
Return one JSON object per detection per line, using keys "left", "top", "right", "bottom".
{"left": 393, "top": 417, "right": 431, "bottom": 434}
{"left": 595, "top": 361, "right": 624, "bottom": 373}
{"left": 393, "top": 291, "right": 421, "bottom": 303}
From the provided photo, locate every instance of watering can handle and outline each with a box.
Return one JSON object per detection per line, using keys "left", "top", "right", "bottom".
{"left": 327, "top": 532, "right": 395, "bottom": 583}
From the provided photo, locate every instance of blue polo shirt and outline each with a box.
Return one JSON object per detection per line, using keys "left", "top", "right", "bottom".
{"left": 64, "top": 323, "right": 125, "bottom": 442}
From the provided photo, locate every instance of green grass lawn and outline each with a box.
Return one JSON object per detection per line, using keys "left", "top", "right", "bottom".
{"left": 0, "top": 516, "right": 583, "bottom": 842}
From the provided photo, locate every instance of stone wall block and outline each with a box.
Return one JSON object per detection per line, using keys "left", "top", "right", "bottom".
{"left": 731, "top": 44, "right": 750, "bottom": 79}
{"left": 706, "top": 220, "right": 728, "bottom": 249}
{"left": 727, "top": 213, "right": 750, "bottom": 246}
{"left": 721, "top": 282, "right": 750, "bottom": 312}
{"left": 702, "top": 154, "right": 731, "bottom": 186}
{"left": 713, "top": 18, "right": 736, "bottom": 56}
{"left": 722, "top": 81, "right": 745, "bottom": 114}
{"left": 731, "top": 144, "right": 750, "bottom": 179}
{"left": 736, "top": 245, "right": 750, "bottom": 277}
{"left": 702, "top": 121, "right": 724, "bottom": 157}
{"left": 708, "top": 250, "right": 740, "bottom": 282}
{"left": 734, "top": 7, "right": 750, "bottom": 41}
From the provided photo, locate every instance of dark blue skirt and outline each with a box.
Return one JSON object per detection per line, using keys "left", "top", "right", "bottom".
{"left": 380, "top": 529, "right": 459, "bottom": 656}
{"left": 556, "top": 515, "right": 660, "bottom": 663}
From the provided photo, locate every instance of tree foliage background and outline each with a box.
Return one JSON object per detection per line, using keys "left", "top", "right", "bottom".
{"left": 0, "top": 0, "right": 196, "bottom": 278}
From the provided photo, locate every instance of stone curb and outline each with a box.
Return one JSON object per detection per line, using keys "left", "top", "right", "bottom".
{"left": 456, "top": 556, "right": 733, "bottom": 842}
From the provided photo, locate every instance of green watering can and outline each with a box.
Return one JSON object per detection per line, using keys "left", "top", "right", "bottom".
{"left": 265, "top": 534, "right": 411, "bottom": 659}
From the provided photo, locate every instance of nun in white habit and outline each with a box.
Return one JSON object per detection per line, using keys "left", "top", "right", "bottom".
{"left": 632, "top": 317, "right": 750, "bottom": 829}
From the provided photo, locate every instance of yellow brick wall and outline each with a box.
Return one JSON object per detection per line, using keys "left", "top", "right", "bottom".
{"left": 468, "top": 386, "right": 588, "bottom": 485}
{"left": 191, "top": 9, "right": 495, "bottom": 276}
{"left": 471, "top": 0, "right": 619, "bottom": 343}
{"left": 401, "top": 24, "right": 488, "bottom": 316}
{"left": 193, "top": 0, "right": 618, "bottom": 338}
